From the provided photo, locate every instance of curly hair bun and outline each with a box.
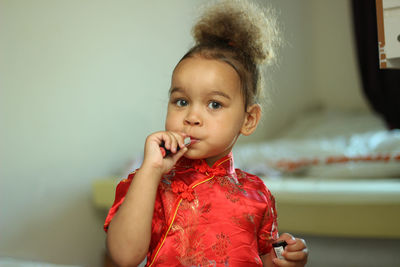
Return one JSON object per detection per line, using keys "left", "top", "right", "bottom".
{"left": 192, "top": 0, "right": 280, "bottom": 65}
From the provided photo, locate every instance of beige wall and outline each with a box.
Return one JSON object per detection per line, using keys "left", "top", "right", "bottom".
{"left": 0, "top": 1, "right": 195, "bottom": 265}
{"left": 309, "top": 0, "right": 369, "bottom": 111}
{"left": 0, "top": 0, "right": 369, "bottom": 266}
{"left": 250, "top": 0, "right": 369, "bottom": 141}
{"left": 250, "top": 0, "right": 318, "bottom": 140}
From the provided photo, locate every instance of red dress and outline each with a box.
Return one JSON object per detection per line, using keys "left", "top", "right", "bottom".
{"left": 104, "top": 153, "right": 278, "bottom": 266}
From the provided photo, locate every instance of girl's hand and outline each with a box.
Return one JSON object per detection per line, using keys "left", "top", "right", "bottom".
{"left": 272, "top": 233, "right": 308, "bottom": 267}
{"left": 141, "top": 131, "right": 188, "bottom": 176}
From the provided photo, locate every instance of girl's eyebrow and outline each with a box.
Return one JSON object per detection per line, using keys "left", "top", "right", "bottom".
{"left": 208, "top": 90, "right": 231, "bottom": 100}
{"left": 169, "top": 87, "right": 231, "bottom": 100}
{"left": 169, "top": 87, "right": 184, "bottom": 95}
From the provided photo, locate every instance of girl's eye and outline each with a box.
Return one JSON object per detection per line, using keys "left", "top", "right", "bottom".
{"left": 208, "top": 101, "right": 222, "bottom": 109}
{"left": 176, "top": 99, "right": 188, "bottom": 107}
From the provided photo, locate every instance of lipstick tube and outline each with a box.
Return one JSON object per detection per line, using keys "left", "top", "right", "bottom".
{"left": 160, "top": 137, "right": 191, "bottom": 157}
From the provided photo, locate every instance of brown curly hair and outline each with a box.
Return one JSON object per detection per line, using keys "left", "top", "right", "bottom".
{"left": 177, "top": 0, "right": 280, "bottom": 109}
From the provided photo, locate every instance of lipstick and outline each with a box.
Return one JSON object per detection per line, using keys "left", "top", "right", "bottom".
{"left": 160, "top": 137, "right": 191, "bottom": 157}
{"left": 272, "top": 240, "right": 287, "bottom": 260}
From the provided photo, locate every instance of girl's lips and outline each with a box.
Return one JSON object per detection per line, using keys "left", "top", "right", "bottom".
{"left": 187, "top": 137, "right": 200, "bottom": 146}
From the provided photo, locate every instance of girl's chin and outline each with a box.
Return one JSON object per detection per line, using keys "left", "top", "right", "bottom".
{"left": 182, "top": 151, "right": 203, "bottom": 160}
{"left": 183, "top": 150, "right": 226, "bottom": 166}
{"left": 183, "top": 150, "right": 210, "bottom": 160}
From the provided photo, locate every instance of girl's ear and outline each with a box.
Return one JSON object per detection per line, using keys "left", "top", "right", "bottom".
{"left": 240, "top": 104, "right": 261, "bottom": 136}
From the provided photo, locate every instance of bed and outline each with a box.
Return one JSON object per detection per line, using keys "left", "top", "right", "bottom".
{"left": 93, "top": 110, "right": 400, "bottom": 239}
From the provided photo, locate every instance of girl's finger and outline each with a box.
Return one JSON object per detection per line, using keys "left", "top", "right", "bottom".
{"left": 170, "top": 146, "right": 188, "bottom": 162}
{"left": 285, "top": 238, "right": 307, "bottom": 252}
{"left": 163, "top": 132, "right": 176, "bottom": 151}
{"left": 271, "top": 257, "right": 297, "bottom": 267}
{"left": 278, "top": 233, "right": 295, "bottom": 242}
{"left": 168, "top": 132, "right": 178, "bottom": 153}
{"left": 178, "top": 132, "right": 189, "bottom": 146}
{"left": 171, "top": 132, "right": 190, "bottom": 151}
{"left": 160, "top": 132, "right": 186, "bottom": 156}
{"left": 282, "top": 249, "right": 308, "bottom": 262}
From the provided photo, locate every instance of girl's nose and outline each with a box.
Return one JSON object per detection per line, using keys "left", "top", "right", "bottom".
{"left": 184, "top": 109, "right": 202, "bottom": 126}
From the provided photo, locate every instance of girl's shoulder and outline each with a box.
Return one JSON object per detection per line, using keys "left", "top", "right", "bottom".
{"left": 234, "top": 169, "right": 275, "bottom": 206}
{"left": 235, "top": 168, "right": 271, "bottom": 193}
{"left": 235, "top": 168, "right": 262, "bottom": 182}
{"left": 116, "top": 170, "right": 137, "bottom": 187}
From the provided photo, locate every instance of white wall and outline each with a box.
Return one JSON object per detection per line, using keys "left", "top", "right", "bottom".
{"left": 251, "top": 0, "right": 318, "bottom": 140}
{"left": 0, "top": 0, "right": 370, "bottom": 266}
{"left": 0, "top": 1, "right": 195, "bottom": 266}
{"left": 309, "top": 0, "right": 369, "bottom": 111}
{"left": 251, "top": 0, "right": 369, "bottom": 141}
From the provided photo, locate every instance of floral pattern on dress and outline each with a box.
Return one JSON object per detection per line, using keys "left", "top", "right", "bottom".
{"left": 211, "top": 175, "right": 247, "bottom": 203}
{"left": 104, "top": 153, "right": 278, "bottom": 267}
{"left": 172, "top": 198, "right": 210, "bottom": 266}
{"left": 212, "top": 232, "right": 231, "bottom": 264}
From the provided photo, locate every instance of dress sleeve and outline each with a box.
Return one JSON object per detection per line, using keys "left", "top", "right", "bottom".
{"left": 257, "top": 188, "right": 279, "bottom": 255}
{"left": 103, "top": 172, "right": 136, "bottom": 232}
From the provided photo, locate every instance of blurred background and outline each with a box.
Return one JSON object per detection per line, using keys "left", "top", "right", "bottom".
{"left": 1, "top": 0, "right": 399, "bottom": 266}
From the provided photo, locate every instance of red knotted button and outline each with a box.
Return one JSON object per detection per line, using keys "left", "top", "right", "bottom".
{"left": 171, "top": 181, "right": 195, "bottom": 202}
{"left": 194, "top": 163, "right": 227, "bottom": 177}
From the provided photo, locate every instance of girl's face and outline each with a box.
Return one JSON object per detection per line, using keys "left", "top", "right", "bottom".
{"left": 165, "top": 56, "right": 249, "bottom": 166}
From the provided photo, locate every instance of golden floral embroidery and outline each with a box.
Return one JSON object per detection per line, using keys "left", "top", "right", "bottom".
{"left": 231, "top": 213, "right": 257, "bottom": 235}
{"left": 212, "top": 175, "right": 245, "bottom": 203}
{"left": 212, "top": 232, "right": 231, "bottom": 264}
{"left": 172, "top": 200, "right": 210, "bottom": 266}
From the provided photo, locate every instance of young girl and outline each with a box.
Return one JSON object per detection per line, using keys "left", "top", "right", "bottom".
{"left": 104, "top": 1, "right": 308, "bottom": 266}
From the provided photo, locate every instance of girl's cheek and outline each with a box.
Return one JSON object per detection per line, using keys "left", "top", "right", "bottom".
{"left": 165, "top": 120, "right": 177, "bottom": 132}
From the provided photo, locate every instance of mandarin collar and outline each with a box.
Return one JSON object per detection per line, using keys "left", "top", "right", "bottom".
{"left": 175, "top": 152, "right": 237, "bottom": 179}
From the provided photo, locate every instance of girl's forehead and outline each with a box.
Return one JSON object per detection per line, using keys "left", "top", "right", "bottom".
{"left": 174, "top": 56, "right": 238, "bottom": 75}
{"left": 172, "top": 57, "right": 240, "bottom": 88}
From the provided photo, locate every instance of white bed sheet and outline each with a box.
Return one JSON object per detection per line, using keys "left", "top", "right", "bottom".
{"left": 234, "top": 110, "right": 400, "bottom": 179}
